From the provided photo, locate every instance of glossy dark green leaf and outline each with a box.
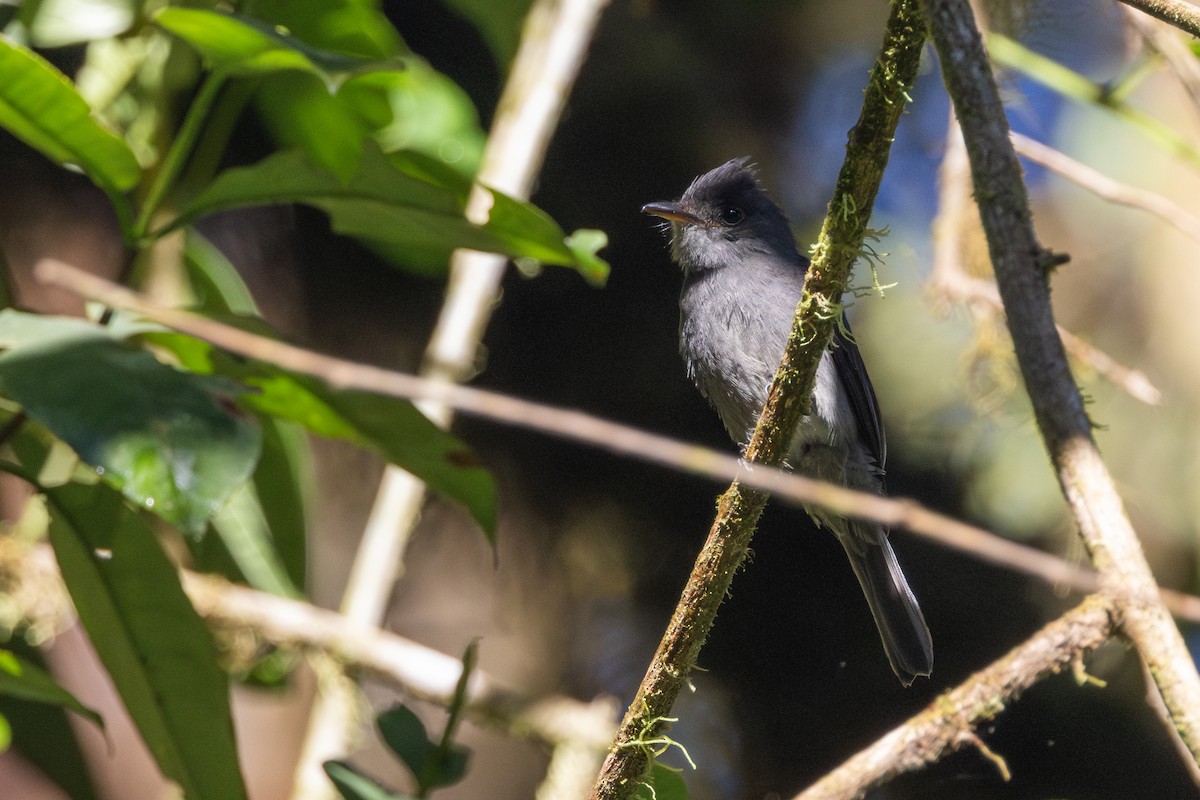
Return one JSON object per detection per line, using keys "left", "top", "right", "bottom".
{"left": 0, "top": 329, "right": 261, "bottom": 537}
{"left": 154, "top": 8, "right": 396, "bottom": 89}
{"left": 376, "top": 705, "right": 435, "bottom": 782}
{"left": 170, "top": 144, "right": 609, "bottom": 280}
{"left": 142, "top": 327, "right": 496, "bottom": 539}
{"left": 46, "top": 482, "right": 247, "bottom": 800}
{"left": 324, "top": 760, "right": 413, "bottom": 800}
{"left": 0, "top": 649, "right": 102, "bottom": 728}
{"left": 0, "top": 37, "right": 139, "bottom": 227}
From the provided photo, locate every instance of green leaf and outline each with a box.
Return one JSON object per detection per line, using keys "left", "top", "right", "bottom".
{"left": 0, "top": 689, "right": 98, "bottom": 800}
{"left": 247, "top": 0, "right": 406, "bottom": 59}
{"left": 210, "top": 482, "right": 301, "bottom": 597}
{"left": 46, "top": 482, "right": 247, "bottom": 800}
{"left": 245, "top": 371, "right": 497, "bottom": 539}
{"left": 143, "top": 328, "right": 496, "bottom": 539}
{"left": 0, "top": 36, "right": 139, "bottom": 225}
{"left": 253, "top": 72, "right": 369, "bottom": 180}
{"left": 633, "top": 763, "right": 689, "bottom": 800}
{"left": 324, "top": 760, "right": 413, "bottom": 800}
{"left": 339, "top": 64, "right": 485, "bottom": 177}
{"left": 0, "top": 649, "right": 102, "bottom": 728}
{"left": 252, "top": 418, "right": 311, "bottom": 591}
{"left": 377, "top": 706, "right": 436, "bottom": 782}
{"left": 154, "top": 8, "right": 397, "bottom": 90}
{"left": 169, "top": 144, "right": 609, "bottom": 279}
{"left": 182, "top": 230, "right": 260, "bottom": 316}
{"left": 0, "top": 327, "right": 262, "bottom": 537}
{"left": 376, "top": 651, "right": 472, "bottom": 792}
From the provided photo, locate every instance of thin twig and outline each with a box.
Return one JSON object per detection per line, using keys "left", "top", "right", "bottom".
{"left": 933, "top": 119, "right": 1163, "bottom": 406}
{"left": 924, "top": 0, "right": 1200, "bottom": 771}
{"left": 795, "top": 596, "right": 1118, "bottom": 800}
{"left": 937, "top": 269, "right": 1162, "bottom": 406}
{"left": 1123, "top": 6, "right": 1200, "bottom": 117}
{"left": 32, "top": 258, "right": 1200, "bottom": 626}
{"left": 181, "top": 572, "right": 619, "bottom": 748}
{"left": 0, "top": 540, "right": 618, "bottom": 750}
{"left": 1011, "top": 131, "right": 1200, "bottom": 245}
{"left": 1118, "top": 0, "right": 1200, "bottom": 39}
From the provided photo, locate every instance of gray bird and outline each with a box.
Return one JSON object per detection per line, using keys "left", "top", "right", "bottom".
{"left": 642, "top": 158, "right": 933, "bottom": 685}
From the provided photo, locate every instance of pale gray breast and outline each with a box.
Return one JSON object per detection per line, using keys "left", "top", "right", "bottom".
{"left": 678, "top": 261, "right": 863, "bottom": 465}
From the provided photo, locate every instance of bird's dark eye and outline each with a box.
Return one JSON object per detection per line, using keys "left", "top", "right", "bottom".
{"left": 718, "top": 206, "right": 745, "bottom": 225}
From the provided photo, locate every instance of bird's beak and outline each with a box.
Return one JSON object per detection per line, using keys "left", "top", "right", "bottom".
{"left": 641, "top": 201, "right": 702, "bottom": 225}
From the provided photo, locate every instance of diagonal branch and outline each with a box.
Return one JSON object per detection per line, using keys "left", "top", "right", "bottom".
{"left": 35, "top": 258, "right": 1200, "bottom": 628}
{"left": 587, "top": 2, "right": 928, "bottom": 796}
{"left": 795, "top": 595, "right": 1119, "bottom": 800}
{"left": 922, "top": 0, "right": 1200, "bottom": 770}
{"left": 1118, "top": 0, "right": 1200, "bottom": 39}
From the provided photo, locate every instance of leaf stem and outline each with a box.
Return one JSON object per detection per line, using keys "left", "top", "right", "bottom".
{"left": 134, "top": 71, "right": 228, "bottom": 241}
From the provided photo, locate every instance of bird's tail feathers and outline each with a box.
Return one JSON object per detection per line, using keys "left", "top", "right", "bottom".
{"left": 843, "top": 527, "right": 933, "bottom": 686}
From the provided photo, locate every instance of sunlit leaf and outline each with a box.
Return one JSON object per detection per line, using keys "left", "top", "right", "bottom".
{"left": 155, "top": 8, "right": 396, "bottom": 90}
{"left": 0, "top": 325, "right": 262, "bottom": 536}
{"left": 244, "top": 371, "right": 497, "bottom": 539}
{"left": 247, "top": 0, "right": 405, "bottom": 59}
{"left": 0, "top": 36, "right": 139, "bottom": 227}
{"left": 0, "top": 649, "right": 102, "bottom": 728}
{"left": 144, "top": 329, "right": 497, "bottom": 538}
{"left": 46, "top": 482, "right": 247, "bottom": 800}
{"left": 169, "top": 144, "right": 609, "bottom": 280}
{"left": 324, "top": 760, "right": 412, "bottom": 800}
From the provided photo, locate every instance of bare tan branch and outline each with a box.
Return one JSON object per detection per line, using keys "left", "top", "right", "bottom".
{"left": 795, "top": 596, "right": 1118, "bottom": 800}
{"left": 924, "top": 0, "right": 1200, "bottom": 770}
{"left": 33, "top": 258, "right": 1200, "bottom": 627}
{"left": 1011, "top": 131, "right": 1200, "bottom": 245}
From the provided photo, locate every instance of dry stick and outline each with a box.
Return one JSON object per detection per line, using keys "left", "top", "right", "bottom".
{"left": 1012, "top": 131, "right": 1200, "bottom": 245}
{"left": 291, "top": 1, "right": 611, "bottom": 796}
{"left": 0, "top": 542, "right": 618, "bottom": 754}
{"left": 938, "top": 270, "right": 1163, "bottom": 406}
{"left": 1123, "top": 7, "right": 1200, "bottom": 120}
{"left": 179, "top": 572, "right": 618, "bottom": 749}
{"left": 586, "top": 3, "right": 928, "bottom": 797}
{"left": 1118, "top": 0, "right": 1200, "bottom": 38}
{"left": 923, "top": 0, "right": 1200, "bottom": 769}
{"left": 934, "top": 122, "right": 1163, "bottom": 406}
{"left": 35, "top": 257, "right": 1200, "bottom": 628}
{"left": 795, "top": 595, "right": 1119, "bottom": 800}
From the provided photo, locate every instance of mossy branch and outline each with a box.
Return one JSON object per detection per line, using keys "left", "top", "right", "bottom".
{"left": 585, "top": 2, "right": 928, "bottom": 797}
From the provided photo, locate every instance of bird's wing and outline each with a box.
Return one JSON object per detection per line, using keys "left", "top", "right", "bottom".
{"left": 830, "top": 314, "right": 886, "bottom": 470}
